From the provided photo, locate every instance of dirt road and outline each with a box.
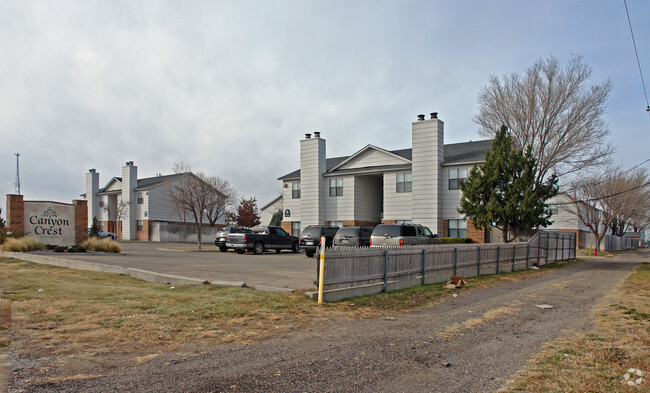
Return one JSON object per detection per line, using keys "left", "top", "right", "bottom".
{"left": 10, "top": 250, "right": 647, "bottom": 392}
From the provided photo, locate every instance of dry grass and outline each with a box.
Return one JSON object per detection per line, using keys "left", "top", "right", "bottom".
{"left": 501, "top": 262, "right": 649, "bottom": 392}
{"left": 80, "top": 237, "right": 122, "bottom": 253}
{"left": 0, "top": 237, "right": 45, "bottom": 252}
{"left": 437, "top": 301, "right": 523, "bottom": 339}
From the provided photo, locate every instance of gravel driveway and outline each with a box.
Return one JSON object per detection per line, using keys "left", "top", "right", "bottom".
{"left": 11, "top": 249, "right": 647, "bottom": 393}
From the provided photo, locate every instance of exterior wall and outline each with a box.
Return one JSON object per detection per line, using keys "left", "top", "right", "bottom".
{"left": 337, "top": 148, "right": 407, "bottom": 170}
{"left": 6, "top": 194, "right": 24, "bottom": 234}
{"left": 383, "top": 171, "right": 412, "bottom": 222}
{"left": 260, "top": 196, "right": 283, "bottom": 226}
{"left": 441, "top": 164, "right": 473, "bottom": 219}
{"left": 300, "top": 135, "right": 326, "bottom": 226}
{"left": 411, "top": 115, "right": 444, "bottom": 234}
{"left": 121, "top": 163, "right": 137, "bottom": 240}
{"left": 281, "top": 183, "right": 301, "bottom": 225}
{"left": 466, "top": 219, "right": 487, "bottom": 243}
{"left": 147, "top": 180, "right": 186, "bottom": 223}
{"left": 85, "top": 169, "right": 99, "bottom": 228}
{"left": 353, "top": 176, "right": 382, "bottom": 224}
{"left": 324, "top": 175, "right": 355, "bottom": 223}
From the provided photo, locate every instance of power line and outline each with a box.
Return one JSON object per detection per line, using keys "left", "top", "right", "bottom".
{"left": 555, "top": 180, "right": 650, "bottom": 206}
{"left": 559, "top": 158, "right": 650, "bottom": 194}
{"left": 623, "top": 0, "right": 650, "bottom": 114}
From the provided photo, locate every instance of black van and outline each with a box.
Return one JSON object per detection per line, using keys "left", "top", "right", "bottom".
{"left": 298, "top": 225, "right": 340, "bottom": 257}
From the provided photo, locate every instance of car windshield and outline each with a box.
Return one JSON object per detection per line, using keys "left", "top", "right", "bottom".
{"left": 335, "top": 227, "right": 358, "bottom": 237}
{"left": 373, "top": 225, "right": 401, "bottom": 237}
{"left": 300, "top": 227, "right": 322, "bottom": 238}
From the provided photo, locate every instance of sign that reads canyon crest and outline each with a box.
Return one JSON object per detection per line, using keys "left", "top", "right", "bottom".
{"left": 24, "top": 202, "right": 75, "bottom": 246}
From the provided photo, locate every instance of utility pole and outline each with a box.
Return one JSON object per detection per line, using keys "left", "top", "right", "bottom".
{"left": 14, "top": 153, "right": 20, "bottom": 195}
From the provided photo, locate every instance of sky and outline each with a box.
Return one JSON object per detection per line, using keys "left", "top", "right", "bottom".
{"left": 1, "top": 0, "right": 649, "bottom": 219}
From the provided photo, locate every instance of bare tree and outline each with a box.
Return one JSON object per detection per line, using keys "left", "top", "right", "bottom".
{"left": 202, "top": 174, "right": 236, "bottom": 227}
{"left": 103, "top": 199, "right": 129, "bottom": 237}
{"left": 172, "top": 160, "right": 192, "bottom": 174}
{"left": 169, "top": 173, "right": 233, "bottom": 249}
{"left": 565, "top": 167, "right": 650, "bottom": 250}
{"left": 474, "top": 55, "right": 613, "bottom": 183}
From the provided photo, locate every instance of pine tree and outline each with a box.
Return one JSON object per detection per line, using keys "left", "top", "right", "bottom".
{"left": 458, "top": 126, "right": 559, "bottom": 242}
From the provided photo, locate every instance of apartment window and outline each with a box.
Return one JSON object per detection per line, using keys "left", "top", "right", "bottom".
{"left": 449, "top": 219, "right": 467, "bottom": 238}
{"left": 449, "top": 168, "right": 468, "bottom": 190}
{"left": 99, "top": 200, "right": 105, "bottom": 208}
{"left": 396, "top": 220, "right": 412, "bottom": 225}
{"left": 549, "top": 206, "right": 559, "bottom": 215}
{"left": 137, "top": 192, "right": 144, "bottom": 204}
{"left": 136, "top": 220, "right": 144, "bottom": 232}
{"left": 292, "top": 222, "right": 301, "bottom": 236}
{"left": 329, "top": 179, "right": 343, "bottom": 196}
{"left": 396, "top": 172, "right": 412, "bottom": 193}
{"left": 330, "top": 221, "right": 342, "bottom": 227}
{"left": 292, "top": 182, "right": 301, "bottom": 199}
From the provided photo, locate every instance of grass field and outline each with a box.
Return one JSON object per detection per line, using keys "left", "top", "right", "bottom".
{"left": 501, "top": 263, "right": 649, "bottom": 392}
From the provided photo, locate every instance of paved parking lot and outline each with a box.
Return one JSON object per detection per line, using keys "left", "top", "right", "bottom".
{"left": 56, "top": 242, "right": 317, "bottom": 290}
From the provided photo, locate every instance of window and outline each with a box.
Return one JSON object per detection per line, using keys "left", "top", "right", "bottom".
{"left": 137, "top": 192, "right": 144, "bottom": 204}
{"left": 449, "top": 219, "right": 467, "bottom": 238}
{"left": 330, "top": 221, "right": 342, "bottom": 227}
{"left": 549, "top": 206, "right": 559, "bottom": 215}
{"left": 396, "top": 172, "right": 412, "bottom": 193}
{"left": 449, "top": 168, "right": 468, "bottom": 190}
{"left": 292, "top": 182, "right": 301, "bottom": 199}
{"left": 395, "top": 220, "right": 412, "bottom": 225}
{"left": 292, "top": 222, "right": 301, "bottom": 236}
{"left": 99, "top": 200, "right": 105, "bottom": 208}
{"left": 329, "top": 179, "right": 343, "bottom": 196}
{"left": 136, "top": 220, "right": 144, "bottom": 232}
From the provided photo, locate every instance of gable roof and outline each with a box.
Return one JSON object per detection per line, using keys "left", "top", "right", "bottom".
{"left": 277, "top": 140, "right": 491, "bottom": 180}
{"left": 97, "top": 173, "right": 188, "bottom": 194}
{"left": 330, "top": 144, "right": 412, "bottom": 172}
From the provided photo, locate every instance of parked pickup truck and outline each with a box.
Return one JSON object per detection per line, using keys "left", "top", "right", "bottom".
{"left": 226, "top": 226, "right": 300, "bottom": 255}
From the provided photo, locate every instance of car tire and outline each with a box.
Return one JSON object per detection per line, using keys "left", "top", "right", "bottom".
{"left": 253, "top": 242, "right": 264, "bottom": 255}
{"left": 275, "top": 249, "right": 281, "bottom": 254}
{"left": 292, "top": 242, "right": 299, "bottom": 253}
{"left": 219, "top": 246, "right": 228, "bottom": 252}
{"left": 236, "top": 249, "right": 245, "bottom": 254}
{"left": 305, "top": 251, "right": 314, "bottom": 258}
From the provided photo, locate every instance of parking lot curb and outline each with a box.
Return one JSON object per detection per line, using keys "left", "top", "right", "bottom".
{"left": 211, "top": 280, "right": 247, "bottom": 288}
{"left": 254, "top": 285, "right": 295, "bottom": 293}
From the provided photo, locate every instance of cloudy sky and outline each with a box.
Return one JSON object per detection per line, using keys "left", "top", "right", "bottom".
{"left": 2, "top": 0, "right": 649, "bottom": 218}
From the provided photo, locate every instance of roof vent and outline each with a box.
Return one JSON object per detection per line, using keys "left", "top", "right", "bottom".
{"left": 305, "top": 133, "right": 312, "bottom": 139}
{"left": 314, "top": 131, "right": 321, "bottom": 138}
{"left": 417, "top": 114, "right": 425, "bottom": 121}
{"left": 430, "top": 112, "right": 438, "bottom": 119}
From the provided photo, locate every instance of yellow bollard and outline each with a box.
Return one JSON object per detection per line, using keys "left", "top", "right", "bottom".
{"left": 318, "top": 236, "right": 326, "bottom": 304}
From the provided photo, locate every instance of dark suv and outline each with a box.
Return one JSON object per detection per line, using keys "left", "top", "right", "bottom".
{"left": 299, "top": 225, "right": 340, "bottom": 257}
{"left": 333, "top": 226, "right": 374, "bottom": 247}
{"left": 215, "top": 226, "right": 252, "bottom": 252}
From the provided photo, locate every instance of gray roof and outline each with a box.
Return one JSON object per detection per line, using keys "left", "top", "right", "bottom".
{"left": 98, "top": 173, "right": 187, "bottom": 193}
{"left": 277, "top": 140, "right": 491, "bottom": 180}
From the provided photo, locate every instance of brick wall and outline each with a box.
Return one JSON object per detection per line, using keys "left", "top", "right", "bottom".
{"left": 442, "top": 219, "right": 449, "bottom": 237}
{"left": 6, "top": 194, "right": 24, "bottom": 234}
{"left": 466, "top": 219, "right": 487, "bottom": 243}
{"left": 281, "top": 221, "right": 292, "bottom": 234}
{"left": 73, "top": 199, "right": 89, "bottom": 245}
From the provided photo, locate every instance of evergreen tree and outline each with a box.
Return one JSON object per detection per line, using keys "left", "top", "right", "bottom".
{"left": 89, "top": 217, "right": 100, "bottom": 238}
{"left": 458, "top": 126, "right": 558, "bottom": 242}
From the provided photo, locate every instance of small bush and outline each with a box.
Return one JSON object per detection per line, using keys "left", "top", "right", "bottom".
{"left": 81, "top": 237, "right": 122, "bottom": 253}
{"left": 54, "top": 246, "right": 67, "bottom": 252}
{"left": 1, "top": 237, "right": 46, "bottom": 252}
{"left": 68, "top": 245, "right": 86, "bottom": 253}
{"left": 440, "top": 237, "right": 473, "bottom": 244}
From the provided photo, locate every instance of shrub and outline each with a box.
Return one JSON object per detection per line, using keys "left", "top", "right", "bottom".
{"left": 89, "top": 217, "right": 100, "bottom": 238}
{"left": 81, "top": 237, "right": 122, "bottom": 253}
{"left": 0, "top": 237, "right": 46, "bottom": 252}
{"left": 68, "top": 245, "right": 86, "bottom": 253}
{"left": 54, "top": 246, "right": 67, "bottom": 252}
{"left": 439, "top": 237, "right": 473, "bottom": 244}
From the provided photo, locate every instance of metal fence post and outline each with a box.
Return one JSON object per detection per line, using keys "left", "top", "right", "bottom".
{"left": 555, "top": 232, "right": 559, "bottom": 262}
{"left": 561, "top": 235, "right": 565, "bottom": 260}
{"left": 512, "top": 244, "right": 516, "bottom": 272}
{"left": 454, "top": 247, "right": 458, "bottom": 276}
{"left": 421, "top": 248, "right": 426, "bottom": 285}
{"left": 546, "top": 233, "right": 551, "bottom": 265}
{"left": 496, "top": 245, "right": 501, "bottom": 273}
{"left": 384, "top": 249, "right": 389, "bottom": 293}
{"left": 477, "top": 245, "right": 481, "bottom": 276}
{"left": 526, "top": 244, "right": 530, "bottom": 269}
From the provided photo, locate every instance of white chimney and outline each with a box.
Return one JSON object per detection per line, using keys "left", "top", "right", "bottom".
{"left": 300, "top": 132, "right": 326, "bottom": 227}
{"left": 121, "top": 161, "right": 138, "bottom": 240}
{"left": 85, "top": 169, "right": 99, "bottom": 229}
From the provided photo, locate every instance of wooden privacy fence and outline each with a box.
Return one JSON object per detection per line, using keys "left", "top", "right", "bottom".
{"left": 316, "top": 231, "right": 576, "bottom": 302}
